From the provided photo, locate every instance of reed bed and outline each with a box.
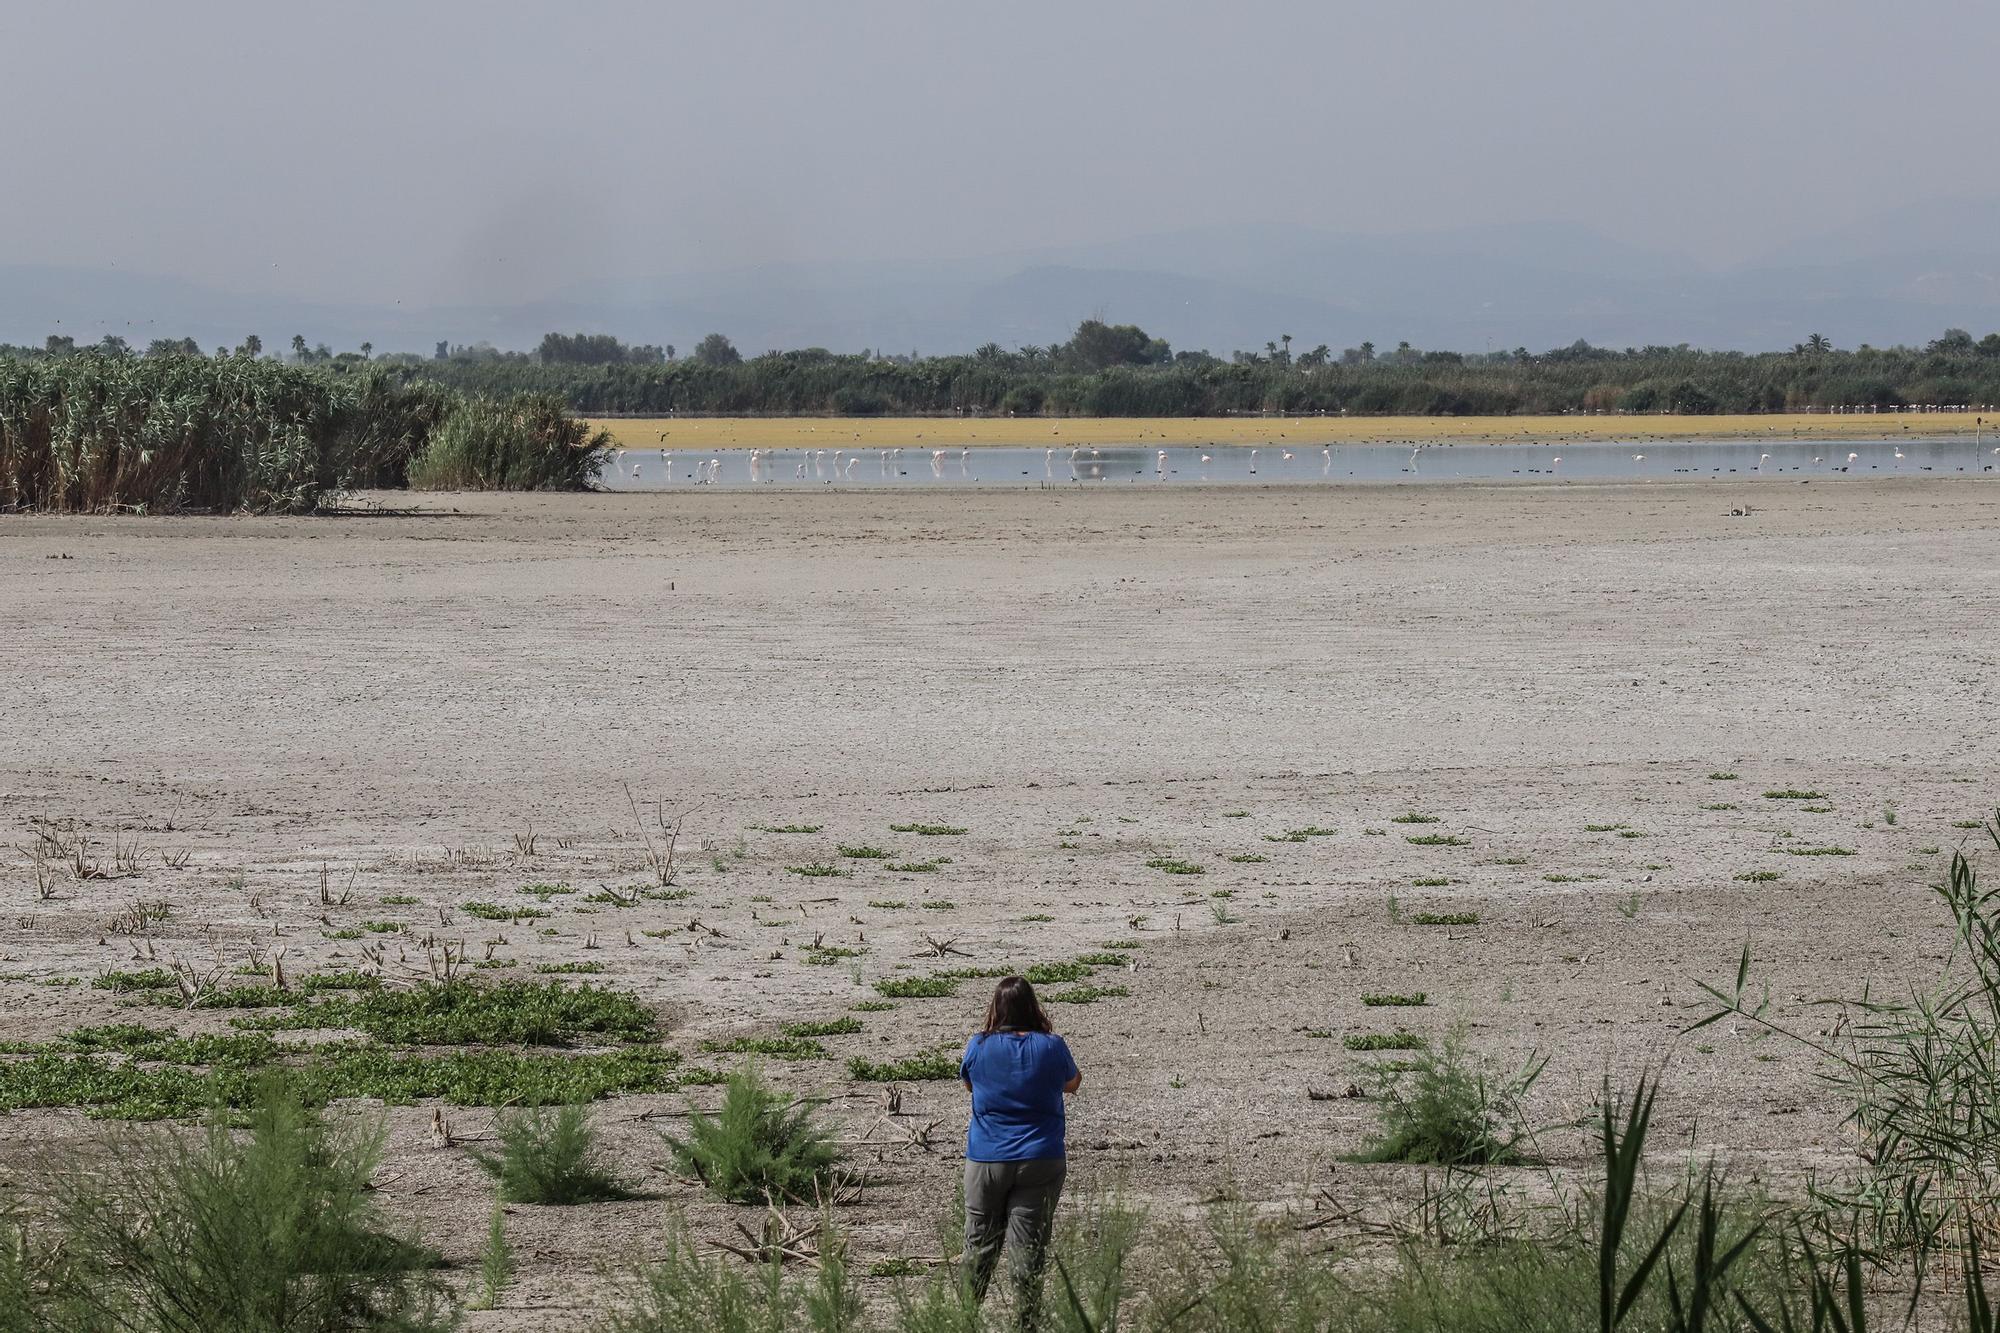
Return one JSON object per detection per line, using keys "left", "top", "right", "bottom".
{"left": 0, "top": 353, "right": 603, "bottom": 514}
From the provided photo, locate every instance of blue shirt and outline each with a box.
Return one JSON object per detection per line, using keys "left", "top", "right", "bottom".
{"left": 960, "top": 1030, "right": 1077, "bottom": 1162}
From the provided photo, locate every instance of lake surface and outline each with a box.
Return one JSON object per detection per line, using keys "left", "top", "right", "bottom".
{"left": 604, "top": 437, "right": 2000, "bottom": 490}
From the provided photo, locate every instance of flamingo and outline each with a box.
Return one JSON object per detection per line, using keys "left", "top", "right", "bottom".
{"left": 844, "top": 454, "right": 859, "bottom": 480}
{"left": 1200, "top": 454, "right": 1212, "bottom": 464}
{"left": 1249, "top": 448, "right": 1259, "bottom": 474}
{"left": 1282, "top": 450, "right": 1294, "bottom": 461}
{"left": 1156, "top": 449, "right": 1167, "bottom": 476}
{"left": 1847, "top": 452, "right": 1859, "bottom": 466}
{"left": 1757, "top": 453, "right": 1770, "bottom": 472}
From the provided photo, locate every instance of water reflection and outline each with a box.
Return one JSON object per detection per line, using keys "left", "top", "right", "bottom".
{"left": 605, "top": 438, "right": 2000, "bottom": 490}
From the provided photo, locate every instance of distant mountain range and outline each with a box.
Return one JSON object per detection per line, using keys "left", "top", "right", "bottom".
{"left": 8, "top": 208, "right": 2000, "bottom": 357}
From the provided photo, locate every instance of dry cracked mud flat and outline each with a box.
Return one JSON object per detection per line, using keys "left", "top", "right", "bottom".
{"left": 1, "top": 478, "right": 1995, "bottom": 1324}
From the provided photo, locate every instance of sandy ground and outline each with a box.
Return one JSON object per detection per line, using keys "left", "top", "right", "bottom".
{"left": 2, "top": 478, "right": 1998, "bottom": 1324}
{"left": 591, "top": 411, "right": 1997, "bottom": 450}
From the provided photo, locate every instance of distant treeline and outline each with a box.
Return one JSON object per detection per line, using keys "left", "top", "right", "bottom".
{"left": 0, "top": 354, "right": 605, "bottom": 514}
{"left": 6, "top": 321, "right": 2000, "bottom": 436}
{"left": 404, "top": 323, "right": 2000, "bottom": 417}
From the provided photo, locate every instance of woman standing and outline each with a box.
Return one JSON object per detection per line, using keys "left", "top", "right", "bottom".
{"left": 958, "top": 975, "right": 1082, "bottom": 1327}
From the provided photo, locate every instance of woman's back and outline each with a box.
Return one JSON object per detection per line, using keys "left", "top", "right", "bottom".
{"left": 961, "top": 1029, "right": 1076, "bottom": 1162}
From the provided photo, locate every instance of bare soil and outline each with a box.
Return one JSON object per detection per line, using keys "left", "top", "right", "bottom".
{"left": 1, "top": 478, "right": 1995, "bottom": 1326}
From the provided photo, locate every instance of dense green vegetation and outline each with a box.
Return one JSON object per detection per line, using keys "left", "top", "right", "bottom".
{"left": 325, "top": 322, "right": 2000, "bottom": 415}
{"left": 3, "top": 321, "right": 1994, "bottom": 512}
{"left": 367, "top": 324, "right": 2000, "bottom": 417}
{"left": 10, "top": 323, "right": 2000, "bottom": 449}
{"left": 0, "top": 351, "right": 604, "bottom": 514}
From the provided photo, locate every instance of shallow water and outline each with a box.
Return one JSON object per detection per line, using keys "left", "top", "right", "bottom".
{"left": 605, "top": 437, "right": 2000, "bottom": 490}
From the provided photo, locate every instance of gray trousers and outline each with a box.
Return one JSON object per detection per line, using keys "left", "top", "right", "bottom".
{"left": 961, "top": 1156, "right": 1066, "bottom": 1326}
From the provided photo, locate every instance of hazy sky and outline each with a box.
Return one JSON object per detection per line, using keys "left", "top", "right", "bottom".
{"left": 4, "top": 0, "right": 1994, "bottom": 307}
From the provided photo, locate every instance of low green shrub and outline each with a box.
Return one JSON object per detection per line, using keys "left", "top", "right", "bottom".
{"left": 698, "top": 1036, "right": 829, "bottom": 1061}
{"left": 665, "top": 1067, "right": 840, "bottom": 1203}
{"left": 27, "top": 1080, "right": 452, "bottom": 1328}
{"left": 875, "top": 977, "right": 958, "bottom": 999}
{"left": 849, "top": 1050, "right": 959, "bottom": 1082}
{"left": 470, "top": 1102, "right": 633, "bottom": 1205}
{"left": 1353, "top": 1032, "right": 1544, "bottom": 1165}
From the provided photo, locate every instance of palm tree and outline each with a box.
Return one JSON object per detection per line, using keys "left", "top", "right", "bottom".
{"left": 1806, "top": 333, "right": 1831, "bottom": 354}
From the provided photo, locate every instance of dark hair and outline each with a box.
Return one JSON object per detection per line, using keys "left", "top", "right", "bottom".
{"left": 981, "top": 975, "right": 1052, "bottom": 1035}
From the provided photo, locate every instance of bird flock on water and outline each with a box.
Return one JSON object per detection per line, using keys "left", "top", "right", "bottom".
{"left": 608, "top": 439, "right": 2000, "bottom": 489}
